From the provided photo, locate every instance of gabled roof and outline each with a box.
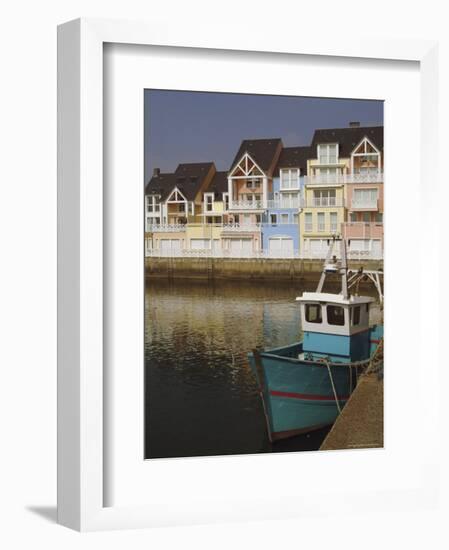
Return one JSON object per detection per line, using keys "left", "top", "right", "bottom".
{"left": 229, "top": 138, "right": 283, "bottom": 174}
{"left": 173, "top": 162, "right": 215, "bottom": 200}
{"left": 310, "top": 126, "right": 383, "bottom": 157}
{"left": 145, "top": 162, "right": 215, "bottom": 201}
{"left": 273, "top": 146, "right": 310, "bottom": 176}
{"left": 207, "top": 171, "right": 228, "bottom": 196}
{"left": 145, "top": 172, "right": 178, "bottom": 201}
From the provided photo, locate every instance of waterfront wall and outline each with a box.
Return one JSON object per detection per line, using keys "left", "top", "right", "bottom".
{"left": 145, "top": 257, "right": 383, "bottom": 281}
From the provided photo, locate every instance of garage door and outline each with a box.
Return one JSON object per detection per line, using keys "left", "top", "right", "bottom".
{"left": 160, "top": 239, "right": 181, "bottom": 254}
{"left": 269, "top": 237, "right": 294, "bottom": 257}
{"left": 190, "top": 239, "right": 211, "bottom": 250}
{"left": 230, "top": 238, "right": 252, "bottom": 256}
{"left": 371, "top": 239, "right": 382, "bottom": 258}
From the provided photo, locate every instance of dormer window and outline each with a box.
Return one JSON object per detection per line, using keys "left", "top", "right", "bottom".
{"left": 280, "top": 168, "right": 300, "bottom": 190}
{"left": 318, "top": 143, "right": 338, "bottom": 164}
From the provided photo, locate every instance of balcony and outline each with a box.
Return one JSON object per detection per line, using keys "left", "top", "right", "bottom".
{"left": 341, "top": 222, "right": 383, "bottom": 240}
{"left": 267, "top": 198, "right": 301, "bottom": 209}
{"left": 351, "top": 198, "right": 379, "bottom": 210}
{"left": 147, "top": 223, "right": 187, "bottom": 232}
{"left": 304, "top": 224, "right": 339, "bottom": 235}
{"left": 229, "top": 199, "right": 264, "bottom": 211}
{"left": 303, "top": 197, "right": 345, "bottom": 207}
{"left": 304, "top": 171, "right": 384, "bottom": 186}
{"left": 221, "top": 223, "right": 262, "bottom": 233}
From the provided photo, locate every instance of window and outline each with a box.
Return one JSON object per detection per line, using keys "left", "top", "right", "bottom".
{"left": 362, "top": 212, "right": 371, "bottom": 222}
{"left": 353, "top": 188, "right": 378, "bottom": 207}
{"left": 306, "top": 304, "right": 322, "bottom": 323}
{"left": 293, "top": 213, "right": 299, "bottom": 224}
{"left": 146, "top": 195, "right": 161, "bottom": 213}
{"left": 255, "top": 214, "right": 261, "bottom": 223}
{"left": 280, "top": 192, "right": 299, "bottom": 208}
{"left": 350, "top": 212, "right": 357, "bottom": 222}
{"left": 317, "top": 212, "right": 325, "bottom": 232}
{"left": 376, "top": 213, "right": 383, "bottom": 223}
{"left": 313, "top": 189, "right": 336, "bottom": 206}
{"left": 270, "top": 214, "right": 277, "bottom": 225}
{"left": 280, "top": 213, "right": 289, "bottom": 224}
{"left": 223, "top": 193, "right": 229, "bottom": 211}
{"left": 178, "top": 203, "right": 185, "bottom": 212}
{"left": 318, "top": 143, "right": 338, "bottom": 164}
{"left": 327, "top": 305, "right": 345, "bottom": 326}
{"left": 254, "top": 194, "right": 261, "bottom": 201}
{"left": 280, "top": 169, "right": 300, "bottom": 190}
{"left": 247, "top": 178, "right": 261, "bottom": 188}
{"left": 330, "top": 212, "right": 338, "bottom": 233}
{"left": 305, "top": 213, "right": 313, "bottom": 232}
{"left": 352, "top": 306, "right": 361, "bottom": 326}
{"left": 204, "top": 193, "right": 214, "bottom": 212}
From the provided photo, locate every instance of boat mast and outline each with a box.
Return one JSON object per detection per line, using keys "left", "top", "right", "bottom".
{"left": 316, "top": 236, "right": 349, "bottom": 299}
{"left": 340, "top": 237, "right": 348, "bottom": 299}
{"left": 316, "top": 237, "right": 336, "bottom": 293}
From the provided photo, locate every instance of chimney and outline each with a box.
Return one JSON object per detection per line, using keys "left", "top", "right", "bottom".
{"left": 349, "top": 121, "right": 360, "bottom": 128}
{"left": 153, "top": 167, "right": 160, "bottom": 177}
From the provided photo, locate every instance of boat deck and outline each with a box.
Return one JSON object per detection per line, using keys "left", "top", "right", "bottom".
{"left": 319, "top": 372, "right": 383, "bottom": 451}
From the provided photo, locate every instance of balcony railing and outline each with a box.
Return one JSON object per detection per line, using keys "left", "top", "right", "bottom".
{"left": 222, "top": 223, "right": 262, "bottom": 232}
{"left": 303, "top": 224, "right": 339, "bottom": 234}
{"left": 229, "top": 199, "right": 264, "bottom": 210}
{"left": 307, "top": 197, "right": 345, "bottom": 207}
{"left": 351, "top": 198, "right": 379, "bottom": 209}
{"left": 342, "top": 222, "right": 383, "bottom": 239}
{"left": 299, "top": 249, "right": 382, "bottom": 260}
{"left": 267, "top": 199, "right": 301, "bottom": 209}
{"left": 145, "top": 247, "right": 382, "bottom": 260}
{"left": 147, "top": 223, "right": 187, "bottom": 232}
{"left": 304, "top": 171, "right": 384, "bottom": 185}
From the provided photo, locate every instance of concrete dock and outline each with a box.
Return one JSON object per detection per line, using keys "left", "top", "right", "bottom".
{"left": 145, "top": 257, "right": 383, "bottom": 282}
{"left": 320, "top": 373, "right": 384, "bottom": 451}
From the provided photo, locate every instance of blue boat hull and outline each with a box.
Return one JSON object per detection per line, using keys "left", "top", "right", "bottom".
{"left": 248, "top": 326, "right": 383, "bottom": 442}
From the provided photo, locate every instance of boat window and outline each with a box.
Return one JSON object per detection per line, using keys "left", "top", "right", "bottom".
{"left": 305, "top": 304, "right": 322, "bottom": 323}
{"left": 352, "top": 306, "right": 361, "bottom": 326}
{"left": 327, "top": 305, "right": 345, "bottom": 326}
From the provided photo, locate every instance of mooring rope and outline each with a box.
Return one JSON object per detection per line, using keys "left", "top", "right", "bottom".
{"left": 324, "top": 360, "right": 342, "bottom": 414}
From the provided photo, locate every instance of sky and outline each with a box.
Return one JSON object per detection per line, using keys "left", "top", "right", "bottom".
{"left": 144, "top": 90, "right": 383, "bottom": 183}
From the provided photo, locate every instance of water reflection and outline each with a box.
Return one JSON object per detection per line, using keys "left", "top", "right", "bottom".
{"left": 145, "top": 279, "right": 381, "bottom": 459}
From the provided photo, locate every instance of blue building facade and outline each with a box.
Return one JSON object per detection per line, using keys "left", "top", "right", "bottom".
{"left": 261, "top": 166, "right": 306, "bottom": 256}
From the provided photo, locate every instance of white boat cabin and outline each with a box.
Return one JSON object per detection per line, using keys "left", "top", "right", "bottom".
{"left": 296, "top": 292, "right": 374, "bottom": 337}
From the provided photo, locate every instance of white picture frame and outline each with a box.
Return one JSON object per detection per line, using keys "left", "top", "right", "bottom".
{"left": 57, "top": 17, "right": 440, "bottom": 531}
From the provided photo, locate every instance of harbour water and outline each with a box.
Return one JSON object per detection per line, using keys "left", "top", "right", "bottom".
{"left": 145, "top": 278, "right": 381, "bottom": 459}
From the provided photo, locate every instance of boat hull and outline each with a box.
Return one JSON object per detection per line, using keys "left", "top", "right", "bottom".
{"left": 248, "top": 328, "right": 383, "bottom": 442}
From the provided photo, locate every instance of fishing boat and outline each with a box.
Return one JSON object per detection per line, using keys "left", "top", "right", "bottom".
{"left": 248, "top": 237, "right": 383, "bottom": 442}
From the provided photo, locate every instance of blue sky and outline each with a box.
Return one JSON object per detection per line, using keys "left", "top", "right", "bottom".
{"left": 144, "top": 90, "right": 383, "bottom": 182}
